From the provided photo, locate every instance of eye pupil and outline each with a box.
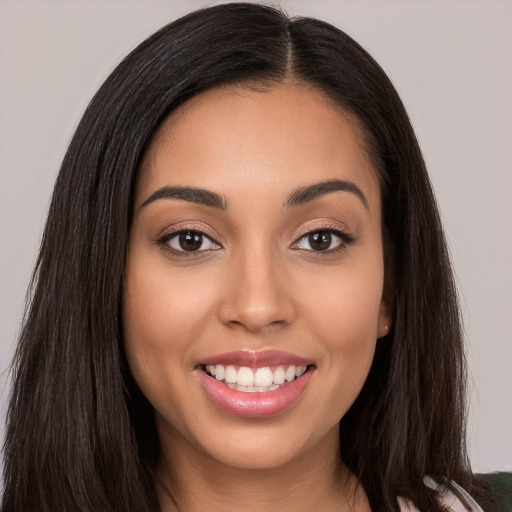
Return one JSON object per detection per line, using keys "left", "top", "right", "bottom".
{"left": 179, "top": 232, "right": 203, "bottom": 251}
{"left": 309, "top": 231, "right": 331, "bottom": 251}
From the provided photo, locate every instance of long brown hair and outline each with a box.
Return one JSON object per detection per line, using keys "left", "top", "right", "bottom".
{"left": 2, "top": 4, "right": 473, "bottom": 511}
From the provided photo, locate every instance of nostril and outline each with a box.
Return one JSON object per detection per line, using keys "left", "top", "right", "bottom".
{"left": 226, "top": 318, "right": 290, "bottom": 333}
{"left": 218, "top": 275, "right": 296, "bottom": 332}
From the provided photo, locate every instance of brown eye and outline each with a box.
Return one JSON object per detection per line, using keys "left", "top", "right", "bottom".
{"left": 293, "top": 229, "right": 354, "bottom": 253}
{"left": 308, "top": 231, "right": 332, "bottom": 251}
{"left": 178, "top": 232, "right": 203, "bottom": 251}
{"left": 165, "top": 230, "right": 220, "bottom": 253}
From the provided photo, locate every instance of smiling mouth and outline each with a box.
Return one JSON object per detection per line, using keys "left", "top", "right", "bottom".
{"left": 197, "top": 351, "right": 315, "bottom": 418}
{"left": 202, "top": 364, "right": 311, "bottom": 393}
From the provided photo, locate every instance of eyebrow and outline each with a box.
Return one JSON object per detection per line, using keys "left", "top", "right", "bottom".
{"left": 140, "top": 179, "right": 368, "bottom": 211}
{"left": 141, "top": 186, "right": 227, "bottom": 209}
{"left": 285, "top": 179, "right": 368, "bottom": 209}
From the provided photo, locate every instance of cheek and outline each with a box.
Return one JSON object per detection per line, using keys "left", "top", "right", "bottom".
{"left": 122, "top": 253, "right": 226, "bottom": 394}
{"left": 313, "top": 291, "right": 380, "bottom": 378}
{"left": 124, "top": 256, "right": 212, "bottom": 342}
{"left": 299, "top": 255, "right": 384, "bottom": 400}
{"left": 304, "top": 257, "right": 384, "bottom": 342}
{"left": 303, "top": 304, "right": 379, "bottom": 424}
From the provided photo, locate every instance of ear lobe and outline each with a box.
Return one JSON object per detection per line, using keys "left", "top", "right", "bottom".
{"left": 377, "top": 299, "right": 392, "bottom": 338}
{"left": 377, "top": 271, "right": 394, "bottom": 338}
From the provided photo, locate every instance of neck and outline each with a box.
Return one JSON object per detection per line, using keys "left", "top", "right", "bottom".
{"left": 156, "top": 425, "right": 369, "bottom": 512}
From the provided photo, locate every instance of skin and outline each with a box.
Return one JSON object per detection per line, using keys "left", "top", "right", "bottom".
{"left": 124, "top": 82, "right": 392, "bottom": 511}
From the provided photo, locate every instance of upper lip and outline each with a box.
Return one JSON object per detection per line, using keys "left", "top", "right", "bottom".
{"left": 198, "top": 349, "right": 313, "bottom": 368}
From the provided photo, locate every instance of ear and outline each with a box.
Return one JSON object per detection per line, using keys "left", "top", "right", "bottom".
{"left": 377, "top": 299, "right": 392, "bottom": 338}
{"left": 377, "top": 284, "right": 393, "bottom": 338}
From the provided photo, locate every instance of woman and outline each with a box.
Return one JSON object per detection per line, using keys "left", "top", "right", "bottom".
{"left": 1, "top": 3, "right": 507, "bottom": 511}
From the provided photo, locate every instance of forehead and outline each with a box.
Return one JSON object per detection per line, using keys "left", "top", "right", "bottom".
{"left": 137, "top": 83, "right": 380, "bottom": 212}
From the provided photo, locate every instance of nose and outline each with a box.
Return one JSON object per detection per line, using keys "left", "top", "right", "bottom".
{"left": 219, "top": 246, "right": 296, "bottom": 333}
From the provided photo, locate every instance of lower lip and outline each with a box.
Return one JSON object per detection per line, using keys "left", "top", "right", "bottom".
{"left": 197, "top": 368, "right": 313, "bottom": 418}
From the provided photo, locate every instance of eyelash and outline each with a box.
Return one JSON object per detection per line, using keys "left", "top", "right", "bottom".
{"left": 156, "top": 225, "right": 356, "bottom": 257}
{"left": 156, "top": 226, "right": 221, "bottom": 257}
{"left": 291, "top": 225, "right": 356, "bottom": 255}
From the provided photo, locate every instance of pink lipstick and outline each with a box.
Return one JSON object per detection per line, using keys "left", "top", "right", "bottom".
{"left": 196, "top": 350, "right": 315, "bottom": 418}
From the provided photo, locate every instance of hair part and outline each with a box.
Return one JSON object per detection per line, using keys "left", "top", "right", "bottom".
{"left": 2, "top": 4, "right": 472, "bottom": 511}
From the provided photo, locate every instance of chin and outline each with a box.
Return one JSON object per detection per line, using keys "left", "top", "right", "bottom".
{"left": 206, "top": 439, "right": 306, "bottom": 471}
{"left": 191, "top": 418, "right": 338, "bottom": 472}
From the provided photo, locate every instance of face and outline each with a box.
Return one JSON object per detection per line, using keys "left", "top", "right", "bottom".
{"left": 123, "top": 83, "right": 391, "bottom": 473}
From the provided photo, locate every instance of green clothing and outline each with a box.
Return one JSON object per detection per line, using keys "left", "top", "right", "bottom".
{"left": 477, "top": 472, "right": 512, "bottom": 512}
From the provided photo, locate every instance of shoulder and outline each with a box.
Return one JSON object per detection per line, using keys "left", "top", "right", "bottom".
{"left": 472, "top": 472, "right": 512, "bottom": 512}
{"left": 398, "top": 473, "right": 512, "bottom": 512}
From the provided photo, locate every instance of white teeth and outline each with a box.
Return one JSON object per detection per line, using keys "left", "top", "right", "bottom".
{"left": 273, "top": 366, "right": 286, "bottom": 385}
{"left": 205, "top": 363, "right": 309, "bottom": 390}
{"left": 295, "top": 365, "right": 307, "bottom": 377}
{"left": 237, "top": 367, "right": 254, "bottom": 386}
{"left": 214, "top": 364, "right": 225, "bottom": 381}
{"left": 254, "top": 367, "right": 273, "bottom": 387}
{"left": 224, "top": 365, "right": 237, "bottom": 384}
{"left": 285, "top": 366, "right": 296, "bottom": 382}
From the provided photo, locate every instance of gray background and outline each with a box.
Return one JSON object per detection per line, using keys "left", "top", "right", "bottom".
{"left": 1, "top": 0, "right": 511, "bottom": 473}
